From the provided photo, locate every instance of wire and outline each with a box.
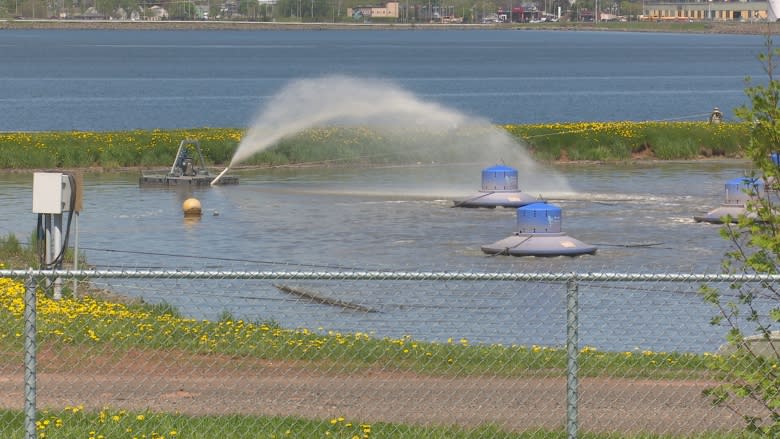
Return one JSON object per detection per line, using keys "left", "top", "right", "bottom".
{"left": 451, "top": 191, "right": 495, "bottom": 208}
{"left": 589, "top": 242, "right": 669, "bottom": 248}
{"left": 37, "top": 173, "right": 77, "bottom": 269}
{"left": 485, "top": 234, "right": 533, "bottom": 257}
{"left": 36, "top": 214, "right": 45, "bottom": 267}
{"left": 78, "top": 246, "right": 380, "bottom": 271}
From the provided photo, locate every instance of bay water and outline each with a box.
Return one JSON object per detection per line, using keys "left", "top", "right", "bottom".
{"left": 0, "top": 29, "right": 767, "bottom": 130}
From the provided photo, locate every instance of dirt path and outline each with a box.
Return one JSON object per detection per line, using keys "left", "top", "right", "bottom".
{"left": 0, "top": 349, "right": 748, "bottom": 435}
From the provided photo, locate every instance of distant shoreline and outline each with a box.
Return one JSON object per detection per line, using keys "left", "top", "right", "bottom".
{"left": 1, "top": 18, "right": 777, "bottom": 34}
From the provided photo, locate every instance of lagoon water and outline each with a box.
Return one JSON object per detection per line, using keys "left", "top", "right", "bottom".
{"left": 0, "top": 29, "right": 770, "bottom": 352}
{"left": 0, "top": 160, "right": 756, "bottom": 353}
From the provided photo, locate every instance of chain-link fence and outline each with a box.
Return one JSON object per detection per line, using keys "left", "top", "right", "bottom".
{"left": 0, "top": 269, "right": 777, "bottom": 438}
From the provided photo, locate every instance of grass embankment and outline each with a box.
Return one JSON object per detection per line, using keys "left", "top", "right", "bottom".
{"left": 2, "top": 18, "right": 776, "bottom": 36}
{"left": 523, "top": 20, "right": 772, "bottom": 35}
{"left": 0, "top": 409, "right": 748, "bottom": 439}
{"left": 0, "top": 237, "right": 714, "bottom": 380}
{"left": 0, "top": 408, "right": 575, "bottom": 439}
{"left": 505, "top": 121, "right": 747, "bottom": 162}
{"left": 0, "top": 122, "right": 748, "bottom": 170}
{"left": 0, "top": 236, "right": 759, "bottom": 438}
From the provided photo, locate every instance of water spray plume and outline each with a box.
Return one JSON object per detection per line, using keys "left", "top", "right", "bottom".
{"left": 218, "top": 75, "right": 570, "bottom": 193}
{"left": 230, "top": 75, "right": 465, "bottom": 166}
{"left": 211, "top": 165, "right": 232, "bottom": 186}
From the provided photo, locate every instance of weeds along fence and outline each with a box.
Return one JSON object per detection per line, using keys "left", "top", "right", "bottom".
{"left": 0, "top": 269, "right": 777, "bottom": 438}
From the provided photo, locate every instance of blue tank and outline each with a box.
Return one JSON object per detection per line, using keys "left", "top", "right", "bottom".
{"left": 694, "top": 176, "right": 763, "bottom": 224}
{"left": 481, "top": 202, "right": 596, "bottom": 257}
{"left": 517, "top": 202, "right": 562, "bottom": 233}
{"left": 724, "top": 176, "right": 762, "bottom": 204}
{"left": 453, "top": 164, "right": 538, "bottom": 208}
{"left": 481, "top": 164, "right": 519, "bottom": 191}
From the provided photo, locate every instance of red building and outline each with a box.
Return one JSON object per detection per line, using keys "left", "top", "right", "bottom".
{"left": 497, "top": 6, "right": 529, "bottom": 22}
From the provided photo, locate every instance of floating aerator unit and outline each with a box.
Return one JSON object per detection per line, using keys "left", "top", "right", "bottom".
{"left": 693, "top": 176, "right": 762, "bottom": 224}
{"left": 453, "top": 164, "right": 538, "bottom": 208}
{"left": 140, "top": 139, "right": 239, "bottom": 187}
{"left": 481, "top": 202, "right": 597, "bottom": 256}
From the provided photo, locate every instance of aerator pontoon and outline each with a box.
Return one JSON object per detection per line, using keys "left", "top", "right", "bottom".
{"left": 693, "top": 176, "right": 761, "bottom": 224}
{"left": 453, "top": 164, "right": 539, "bottom": 208}
{"left": 139, "top": 139, "right": 239, "bottom": 187}
{"left": 481, "top": 202, "right": 597, "bottom": 257}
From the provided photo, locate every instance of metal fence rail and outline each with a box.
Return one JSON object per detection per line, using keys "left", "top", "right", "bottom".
{"left": 0, "top": 269, "right": 776, "bottom": 438}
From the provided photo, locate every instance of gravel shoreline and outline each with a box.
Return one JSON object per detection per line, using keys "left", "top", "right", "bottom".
{"left": 1, "top": 18, "right": 777, "bottom": 34}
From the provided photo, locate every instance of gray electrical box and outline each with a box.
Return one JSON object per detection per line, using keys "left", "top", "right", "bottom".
{"left": 32, "top": 172, "right": 75, "bottom": 214}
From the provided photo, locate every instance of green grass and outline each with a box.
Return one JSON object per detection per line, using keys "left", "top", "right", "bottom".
{"left": 0, "top": 122, "right": 749, "bottom": 170}
{"left": 0, "top": 233, "right": 78, "bottom": 270}
{"left": 527, "top": 21, "right": 714, "bottom": 33}
{"left": 505, "top": 121, "right": 748, "bottom": 162}
{"left": 0, "top": 235, "right": 717, "bottom": 380}
{"left": 0, "top": 234, "right": 35, "bottom": 269}
{"left": 0, "top": 408, "right": 755, "bottom": 439}
{"left": 0, "top": 129, "right": 241, "bottom": 169}
{"left": 0, "top": 306, "right": 715, "bottom": 380}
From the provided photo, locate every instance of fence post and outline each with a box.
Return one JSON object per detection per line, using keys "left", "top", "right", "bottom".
{"left": 24, "top": 271, "right": 37, "bottom": 439}
{"left": 566, "top": 275, "right": 579, "bottom": 439}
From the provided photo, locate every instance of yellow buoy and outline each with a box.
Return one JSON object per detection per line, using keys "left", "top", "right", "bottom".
{"left": 182, "top": 197, "right": 202, "bottom": 216}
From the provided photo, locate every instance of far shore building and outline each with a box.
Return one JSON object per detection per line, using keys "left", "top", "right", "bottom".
{"left": 147, "top": 5, "right": 169, "bottom": 20}
{"left": 642, "top": 0, "right": 773, "bottom": 22}
{"left": 347, "top": 1, "right": 399, "bottom": 19}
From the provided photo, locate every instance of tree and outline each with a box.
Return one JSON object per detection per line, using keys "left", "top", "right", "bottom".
{"left": 170, "top": 1, "right": 194, "bottom": 19}
{"left": 618, "top": 0, "right": 640, "bottom": 20}
{"left": 701, "top": 33, "right": 780, "bottom": 436}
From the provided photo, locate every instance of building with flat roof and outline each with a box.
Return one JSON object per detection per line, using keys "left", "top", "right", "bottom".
{"left": 643, "top": 0, "right": 770, "bottom": 22}
{"left": 348, "top": 1, "right": 399, "bottom": 19}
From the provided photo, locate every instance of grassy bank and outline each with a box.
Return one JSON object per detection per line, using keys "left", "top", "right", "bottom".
{"left": 0, "top": 234, "right": 719, "bottom": 379}
{"left": 0, "top": 274, "right": 713, "bottom": 379}
{"left": 0, "top": 408, "right": 751, "bottom": 439}
{"left": 505, "top": 121, "right": 747, "bottom": 162}
{"left": 0, "top": 122, "right": 748, "bottom": 170}
{"left": 0, "top": 238, "right": 760, "bottom": 438}
{"left": 1, "top": 18, "right": 777, "bottom": 36}
{"left": 2, "top": 409, "right": 756, "bottom": 439}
